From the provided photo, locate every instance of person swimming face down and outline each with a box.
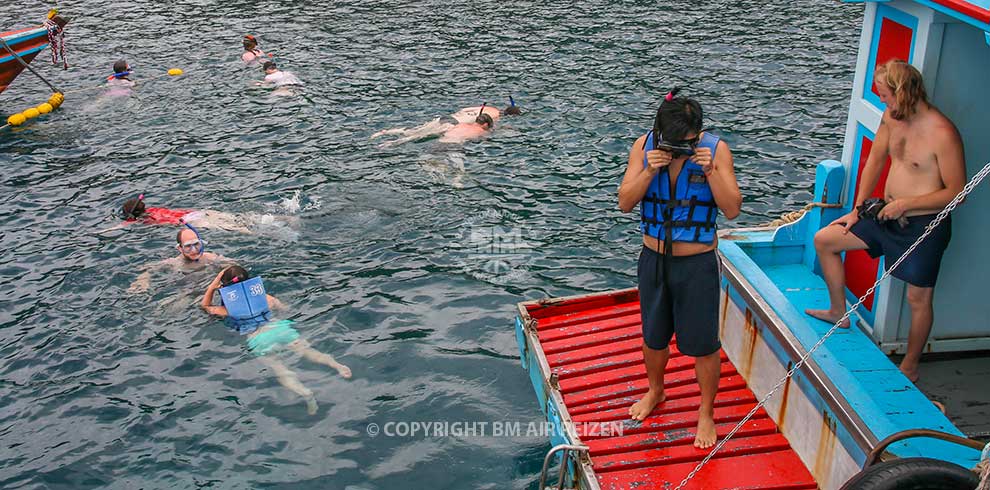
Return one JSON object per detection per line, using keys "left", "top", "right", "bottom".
{"left": 475, "top": 113, "right": 494, "bottom": 130}
{"left": 503, "top": 96, "right": 522, "bottom": 116}
{"left": 122, "top": 196, "right": 147, "bottom": 220}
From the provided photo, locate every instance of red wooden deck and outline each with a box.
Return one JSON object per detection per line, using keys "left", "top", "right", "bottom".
{"left": 525, "top": 289, "right": 817, "bottom": 490}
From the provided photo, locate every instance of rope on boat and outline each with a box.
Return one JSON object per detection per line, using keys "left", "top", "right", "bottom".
{"left": 0, "top": 37, "right": 62, "bottom": 93}
{"left": 673, "top": 159, "right": 990, "bottom": 490}
{"left": 977, "top": 458, "right": 989, "bottom": 490}
{"left": 758, "top": 201, "right": 843, "bottom": 227}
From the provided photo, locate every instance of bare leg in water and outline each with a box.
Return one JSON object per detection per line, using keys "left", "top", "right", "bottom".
{"left": 629, "top": 344, "right": 668, "bottom": 421}
{"left": 289, "top": 339, "right": 352, "bottom": 378}
{"left": 257, "top": 356, "right": 319, "bottom": 415}
{"left": 370, "top": 118, "right": 454, "bottom": 148}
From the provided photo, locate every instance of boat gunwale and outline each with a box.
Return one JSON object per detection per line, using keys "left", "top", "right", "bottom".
{"left": 717, "top": 246, "right": 880, "bottom": 452}
{"left": 516, "top": 298, "right": 606, "bottom": 490}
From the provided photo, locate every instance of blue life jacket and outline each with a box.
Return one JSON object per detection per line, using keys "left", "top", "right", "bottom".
{"left": 640, "top": 131, "right": 721, "bottom": 244}
{"left": 219, "top": 276, "right": 271, "bottom": 334}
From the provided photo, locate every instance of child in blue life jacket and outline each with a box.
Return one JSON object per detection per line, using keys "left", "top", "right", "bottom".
{"left": 201, "top": 265, "right": 351, "bottom": 415}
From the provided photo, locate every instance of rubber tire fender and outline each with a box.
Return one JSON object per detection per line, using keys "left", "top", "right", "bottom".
{"left": 840, "top": 457, "right": 979, "bottom": 490}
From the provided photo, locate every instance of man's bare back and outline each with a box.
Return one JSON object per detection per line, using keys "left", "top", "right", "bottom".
{"left": 883, "top": 105, "right": 962, "bottom": 216}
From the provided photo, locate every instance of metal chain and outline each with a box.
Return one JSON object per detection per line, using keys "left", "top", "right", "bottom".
{"left": 673, "top": 160, "right": 990, "bottom": 490}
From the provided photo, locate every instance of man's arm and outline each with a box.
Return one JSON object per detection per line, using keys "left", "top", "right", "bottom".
{"left": 619, "top": 135, "right": 666, "bottom": 213}
{"left": 828, "top": 112, "right": 893, "bottom": 232}
{"left": 856, "top": 113, "right": 893, "bottom": 207}
{"left": 127, "top": 257, "right": 178, "bottom": 293}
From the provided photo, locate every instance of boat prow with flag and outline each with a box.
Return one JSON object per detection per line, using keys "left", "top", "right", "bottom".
{"left": 515, "top": 0, "right": 990, "bottom": 488}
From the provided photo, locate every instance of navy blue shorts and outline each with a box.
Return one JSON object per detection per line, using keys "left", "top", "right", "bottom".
{"left": 849, "top": 214, "right": 951, "bottom": 288}
{"left": 637, "top": 247, "right": 721, "bottom": 357}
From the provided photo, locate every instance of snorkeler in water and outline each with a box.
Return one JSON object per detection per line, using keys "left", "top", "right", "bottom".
{"left": 256, "top": 60, "right": 302, "bottom": 87}
{"left": 103, "top": 195, "right": 253, "bottom": 234}
{"left": 241, "top": 34, "right": 268, "bottom": 64}
{"left": 105, "top": 59, "right": 136, "bottom": 96}
{"left": 201, "top": 265, "right": 351, "bottom": 415}
{"left": 128, "top": 224, "right": 231, "bottom": 293}
{"left": 370, "top": 98, "right": 521, "bottom": 147}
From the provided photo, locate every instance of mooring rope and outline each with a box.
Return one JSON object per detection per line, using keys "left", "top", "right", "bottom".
{"left": 759, "top": 201, "right": 843, "bottom": 228}
{"left": 674, "top": 159, "right": 990, "bottom": 490}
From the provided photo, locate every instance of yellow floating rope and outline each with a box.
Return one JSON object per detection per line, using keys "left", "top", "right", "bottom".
{"left": 759, "top": 201, "right": 843, "bottom": 228}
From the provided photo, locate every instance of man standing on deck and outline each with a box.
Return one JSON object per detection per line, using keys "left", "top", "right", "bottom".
{"left": 618, "top": 88, "right": 742, "bottom": 449}
{"left": 806, "top": 59, "right": 965, "bottom": 383}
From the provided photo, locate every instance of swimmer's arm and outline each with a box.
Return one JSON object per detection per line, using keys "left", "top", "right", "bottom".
{"left": 128, "top": 259, "right": 168, "bottom": 292}
{"left": 267, "top": 294, "right": 287, "bottom": 311}
{"left": 96, "top": 221, "right": 133, "bottom": 234}
{"left": 201, "top": 271, "right": 228, "bottom": 316}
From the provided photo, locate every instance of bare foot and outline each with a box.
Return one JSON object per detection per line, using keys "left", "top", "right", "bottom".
{"left": 932, "top": 401, "right": 945, "bottom": 414}
{"left": 694, "top": 414, "right": 717, "bottom": 449}
{"left": 805, "top": 308, "right": 850, "bottom": 328}
{"left": 628, "top": 390, "right": 665, "bottom": 421}
{"left": 899, "top": 364, "right": 919, "bottom": 383}
{"left": 335, "top": 363, "right": 352, "bottom": 379}
{"left": 305, "top": 396, "right": 318, "bottom": 416}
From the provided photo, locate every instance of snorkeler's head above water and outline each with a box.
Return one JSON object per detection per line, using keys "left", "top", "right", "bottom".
{"left": 503, "top": 96, "right": 522, "bottom": 116}
{"left": 243, "top": 34, "right": 259, "bottom": 51}
{"left": 221, "top": 264, "right": 250, "bottom": 287}
{"left": 262, "top": 61, "right": 277, "bottom": 74}
{"left": 110, "top": 59, "right": 131, "bottom": 80}
{"left": 176, "top": 226, "right": 207, "bottom": 261}
{"left": 122, "top": 195, "right": 147, "bottom": 220}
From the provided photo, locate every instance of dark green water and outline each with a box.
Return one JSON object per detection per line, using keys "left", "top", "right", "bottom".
{"left": 1, "top": 1, "right": 861, "bottom": 488}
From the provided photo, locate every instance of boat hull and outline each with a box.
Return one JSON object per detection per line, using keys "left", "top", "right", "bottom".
{"left": 0, "top": 21, "right": 59, "bottom": 95}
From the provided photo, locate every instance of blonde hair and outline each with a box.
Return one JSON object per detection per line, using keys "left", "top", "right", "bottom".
{"left": 874, "top": 59, "right": 928, "bottom": 120}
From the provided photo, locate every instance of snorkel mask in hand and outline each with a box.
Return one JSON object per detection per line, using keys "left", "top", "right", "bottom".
{"left": 656, "top": 137, "right": 699, "bottom": 158}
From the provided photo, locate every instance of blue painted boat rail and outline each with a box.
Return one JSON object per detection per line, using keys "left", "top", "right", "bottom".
{"left": 717, "top": 159, "right": 983, "bottom": 470}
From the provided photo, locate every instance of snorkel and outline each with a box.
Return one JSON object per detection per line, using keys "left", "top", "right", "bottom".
{"left": 108, "top": 60, "right": 132, "bottom": 81}
{"left": 504, "top": 95, "right": 522, "bottom": 115}
{"left": 107, "top": 70, "right": 132, "bottom": 81}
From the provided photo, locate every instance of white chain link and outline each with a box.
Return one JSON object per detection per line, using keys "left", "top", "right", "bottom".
{"left": 673, "top": 161, "right": 990, "bottom": 490}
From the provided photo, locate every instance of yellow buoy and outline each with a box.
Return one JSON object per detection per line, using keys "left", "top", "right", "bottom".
{"left": 23, "top": 108, "right": 41, "bottom": 119}
{"left": 7, "top": 113, "right": 27, "bottom": 126}
{"left": 38, "top": 103, "right": 54, "bottom": 114}
{"left": 168, "top": 68, "right": 184, "bottom": 76}
{"left": 48, "top": 94, "right": 63, "bottom": 108}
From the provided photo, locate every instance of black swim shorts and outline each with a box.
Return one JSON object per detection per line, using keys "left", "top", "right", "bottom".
{"left": 849, "top": 214, "right": 952, "bottom": 288}
{"left": 637, "top": 247, "right": 721, "bottom": 357}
